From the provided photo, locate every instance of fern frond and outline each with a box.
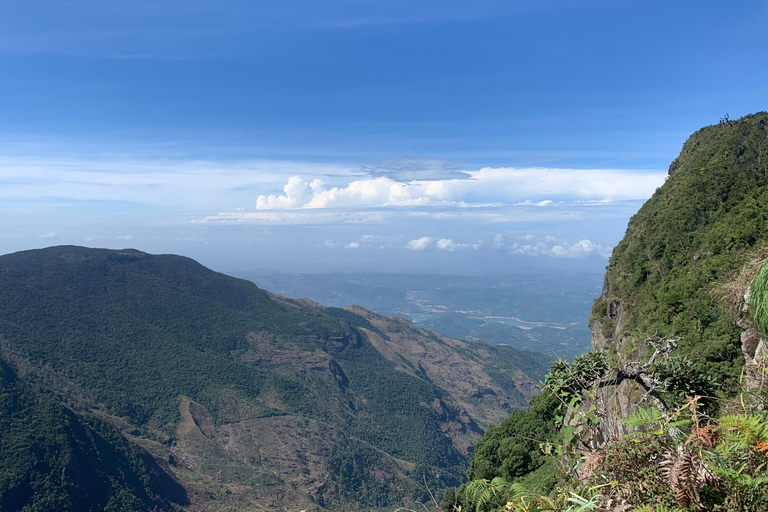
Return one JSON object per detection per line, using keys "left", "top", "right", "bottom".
{"left": 718, "top": 412, "right": 768, "bottom": 452}
{"left": 630, "top": 505, "right": 685, "bottom": 512}
{"left": 686, "top": 423, "right": 718, "bottom": 448}
{"left": 464, "top": 477, "right": 526, "bottom": 512}
{"left": 620, "top": 407, "right": 664, "bottom": 430}
{"left": 660, "top": 445, "right": 713, "bottom": 510}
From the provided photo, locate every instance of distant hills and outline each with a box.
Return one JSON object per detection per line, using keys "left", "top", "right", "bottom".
{"left": 243, "top": 271, "right": 601, "bottom": 360}
{"left": 0, "top": 246, "right": 550, "bottom": 511}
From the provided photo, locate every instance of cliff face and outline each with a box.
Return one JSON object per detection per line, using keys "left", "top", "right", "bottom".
{"left": 583, "top": 113, "right": 768, "bottom": 442}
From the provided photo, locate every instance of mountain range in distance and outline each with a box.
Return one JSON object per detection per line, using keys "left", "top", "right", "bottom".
{"left": 241, "top": 271, "right": 602, "bottom": 361}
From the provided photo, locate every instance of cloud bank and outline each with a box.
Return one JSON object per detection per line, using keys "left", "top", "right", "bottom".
{"left": 254, "top": 167, "right": 665, "bottom": 212}
{"left": 402, "top": 233, "right": 611, "bottom": 259}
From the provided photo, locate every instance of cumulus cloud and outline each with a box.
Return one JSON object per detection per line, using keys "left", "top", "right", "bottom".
{"left": 251, "top": 167, "right": 664, "bottom": 213}
{"left": 509, "top": 242, "right": 548, "bottom": 256}
{"left": 550, "top": 239, "right": 612, "bottom": 258}
{"left": 319, "top": 234, "right": 402, "bottom": 250}
{"left": 402, "top": 233, "right": 614, "bottom": 258}
{"left": 405, "top": 237, "right": 476, "bottom": 252}
{"left": 0, "top": 156, "right": 354, "bottom": 211}
{"left": 0, "top": 154, "right": 664, "bottom": 235}
{"left": 256, "top": 176, "right": 324, "bottom": 209}
{"left": 406, "top": 237, "right": 435, "bottom": 251}
{"left": 488, "top": 233, "right": 612, "bottom": 259}
{"left": 436, "top": 238, "right": 471, "bottom": 251}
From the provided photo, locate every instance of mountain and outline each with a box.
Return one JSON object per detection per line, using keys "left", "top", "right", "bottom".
{"left": 452, "top": 112, "right": 768, "bottom": 512}
{"left": 587, "top": 111, "right": 768, "bottom": 440}
{"left": 0, "top": 245, "right": 549, "bottom": 511}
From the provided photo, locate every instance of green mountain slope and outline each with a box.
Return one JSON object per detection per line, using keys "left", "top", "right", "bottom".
{"left": 592, "top": 112, "right": 768, "bottom": 386}
{"left": 0, "top": 246, "right": 548, "bottom": 511}
{"left": 0, "top": 360, "right": 187, "bottom": 512}
{"left": 449, "top": 113, "right": 768, "bottom": 512}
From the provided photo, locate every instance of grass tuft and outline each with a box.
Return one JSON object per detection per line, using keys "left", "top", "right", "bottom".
{"left": 749, "top": 258, "right": 768, "bottom": 337}
{"left": 714, "top": 245, "right": 768, "bottom": 318}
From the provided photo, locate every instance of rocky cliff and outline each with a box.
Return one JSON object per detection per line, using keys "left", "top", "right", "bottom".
{"left": 583, "top": 112, "right": 768, "bottom": 443}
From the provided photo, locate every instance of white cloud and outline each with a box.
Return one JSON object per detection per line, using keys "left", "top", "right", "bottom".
{"left": 361, "top": 156, "right": 471, "bottom": 181}
{"left": 39, "top": 232, "right": 57, "bottom": 239}
{"left": 320, "top": 234, "right": 401, "bottom": 250}
{"left": 177, "top": 235, "right": 207, "bottom": 243}
{"left": 256, "top": 176, "right": 323, "bottom": 209}
{"left": 509, "top": 242, "right": 548, "bottom": 256}
{"left": 485, "top": 234, "right": 613, "bottom": 259}
{"left": 436, "top": 238, "right": 471, "bottom": 251}
{"left": 0, "top": 155, "right": 661, "bottom": 235}
{"left": 0, "top": 156, "right": 353, "bottom": 209}
{"left": 550, "top": 239, "right": 612, "bottom": 258}
{"left": 515, "top": 200, "right": 553, "bottom": 206}
{"left": 199, "top": 210, "right": 391, "bottom": 225}
{"left": 115, "top": 234, "right": 133, "bottom": 240}
{"left": 405, "top": 236, "right": 476, "bottom": 252}
{"left": 250, "top": 168, "right": 664, "bottom": 214}
{"left": 406, "top": 236, "right": 435, "bottom": 251}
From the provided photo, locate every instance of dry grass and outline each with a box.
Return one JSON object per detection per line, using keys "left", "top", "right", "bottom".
{"left": 713, "top": 245, "right": 768, "bottom": 318}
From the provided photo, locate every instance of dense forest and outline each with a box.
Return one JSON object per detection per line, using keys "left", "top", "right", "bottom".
{"left": 0, "top": 245, "right": 548, "bottom": 511}
{"left": 446, "top": 113, "right": 768, "bottom": 512}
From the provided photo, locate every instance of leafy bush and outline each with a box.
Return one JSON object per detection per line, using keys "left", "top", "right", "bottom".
{"left": 545, "top": 352, "right": 610, "bottom": 409}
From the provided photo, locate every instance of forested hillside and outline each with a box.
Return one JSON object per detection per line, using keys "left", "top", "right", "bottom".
{"left": 593, "top": 112, "right": 768, "bottom": 385}
{"left": 449, "top": 113, "right": 768, "bottom": 512}
{"left": 0, "top": 245, "right": 548, "bottom": 511}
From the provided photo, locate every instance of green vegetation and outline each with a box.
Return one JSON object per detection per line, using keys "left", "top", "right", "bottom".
{"left": 467, "top": 392, "right": 561, "bottom": 484}
{"left": 449, "top": 368, "right": 768, "bottom": 512}
{"left": 0, "top": 245, "right": 547, "bottom": 510}
{"left": 0, "top": 360, "right": 186, "bottom": 512}
{"left": 749, "top": 258, "right": 768, "bottom": 337}
{"left": 595, "top": 112, "right": 768, "bottom": 386}
{"left": 447, "top": 114, "right": 768, "bottom": 512}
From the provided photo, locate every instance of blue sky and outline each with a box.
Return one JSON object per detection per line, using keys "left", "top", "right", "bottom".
{"left": 1, "top": 0, "right": 766, "bottom": 273}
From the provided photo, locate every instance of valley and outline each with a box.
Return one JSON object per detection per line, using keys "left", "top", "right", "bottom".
{"left": 243, "top": 272, "right": 601, "bottom": 360}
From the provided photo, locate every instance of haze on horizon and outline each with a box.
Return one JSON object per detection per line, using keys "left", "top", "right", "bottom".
{"left": 1, "top": 1, "right": 766, "bottom": 274}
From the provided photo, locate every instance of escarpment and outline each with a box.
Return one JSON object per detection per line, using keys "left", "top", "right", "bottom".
{"left": 579, "top": 113, "right": 768, "bottom": 444}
